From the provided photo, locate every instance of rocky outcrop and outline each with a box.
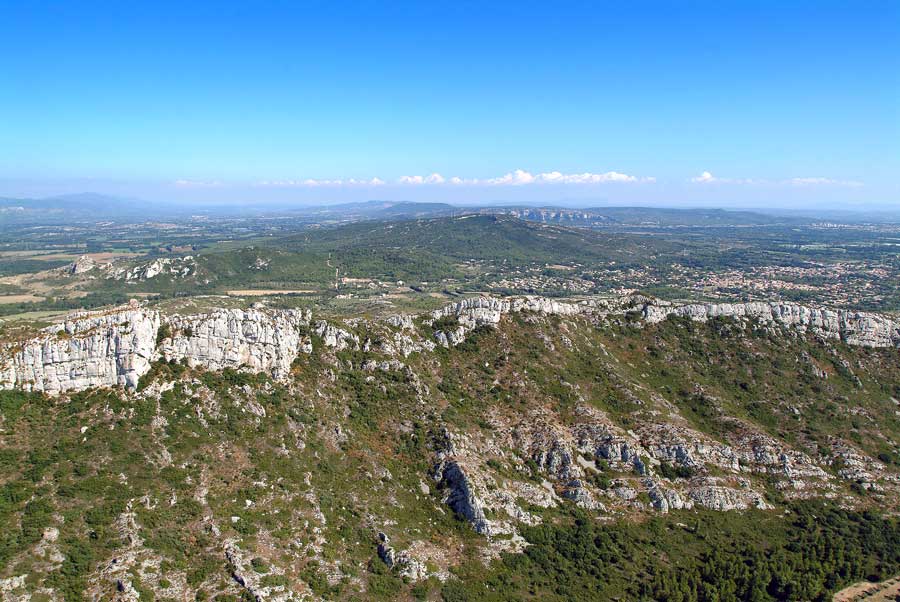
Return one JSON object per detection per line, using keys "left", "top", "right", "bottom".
{"left": 512, "top": 420, "right": 584, "bottom": 481}
{"left": 0, "top": 304, "right": 313, "bottom": 392}
{"left": 826, "top": 440, "right": 885, "bottom": 488}
{"left": 435, "top": 460, "right": 492, "bottom": 536}
{"left": 641, "top": 300, "right": 900, "bottom": 348}
{"left": 377, "top": 314, "right": 436, "bottom": 357}
{"left": 225, "top": 541, "right": 304, "bottom": 601}
{"left": 430, "top": 296, "right": 583, "bottom": 347}
{"left": 0, "top": 305, "right": 160, "bottom": 393}
{"left": 561, "top": 480, "right": 606, "bottom": 511}
{"left": 734, "top": 433, "right": 830, "bottom": 484}
{"left": 688, "top": 480, "right": 772, "bottom": 511}
{"left": 68, "top": 255, "right": 98, "bottom": 275}
{"left": 645, "top": 479, "right": 692, "bottom": 512}
{"left": 312, "top": 320, "right": 359, "bottom": 351}
{"left": 427, "top": 295, "right": 900, "bottom": 350}
{"left": 161, "top": 307, "right": 311, "bottom": 379}
{"left": 578, "top": 430, "right": 649, "bottom": 476}
{"left": 107, "top": 256, "right": 197, "bottom": 282}
{"left": 376, "top": 533, "right": 428, "bottom": 581}
{"left": 639, "top": 424, "right": 740, "bottom": 473}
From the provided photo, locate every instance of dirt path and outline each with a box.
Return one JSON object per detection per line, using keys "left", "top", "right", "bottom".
{"left": 226, "top": 289, "right": 317, "bottom": 296}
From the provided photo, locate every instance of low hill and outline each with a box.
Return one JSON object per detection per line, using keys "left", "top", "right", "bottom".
{"left": 80, "top": 215, "right": 678, "bottom": 295}
{"left": 285, "top": 214, "right": 678, "bottom": 266}
{"left": 485, "top": 205, "right": 797, "bottom": 227}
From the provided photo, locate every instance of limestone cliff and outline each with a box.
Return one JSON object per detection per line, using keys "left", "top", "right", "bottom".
{"left": 0, "top": 306, "right": 159, "bottom": 393}
{"left": 2, "top": 295, "right": 899, "bottom": 394}
{"left": 640, "top": 300, "right": 900, "bottom": 347}
{"left": 160, "top": 307, "right": 312, "bottom": 379}
{"left": 0, "top": 305, "right": 312, "bottom": 393}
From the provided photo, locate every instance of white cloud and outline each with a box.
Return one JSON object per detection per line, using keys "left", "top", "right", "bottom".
{"left": 399, "top": 169, "right": 648, "bottom": 186}
{"left": 691, "top": 171, "right": 717, "bottom": 183}
{"left": 690, "top": 172, "right": 863, "bottom": 187}
{"left": 483, "top": 169, "right": 641, "bottom": 185}
{"left": 689, "top": 171, "right": 758, "bottom": 185}
{"left": 256, "top": 169, "right": 651, "bottom": 188}
{"left": 256, "top": 177, "right": 384, "bottom": 187}
{"left": 485, "top": 169, "right": 537, "bottom": 185}
{"left": 790, "top": 177, "right": 863, "bottom": 187}
{"left": 397, "top": 173, "right": 446, "bottom": 185}
{"left": 346, "top": 177, "right": 385, "bottom": 186}
{"left": 174, "top": 179, "right": 223, "bottom": 188}
{"left": 545, "top": 171, "right": 639, "bottom": 184}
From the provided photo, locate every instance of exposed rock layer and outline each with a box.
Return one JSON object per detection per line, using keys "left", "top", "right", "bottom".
{"left": 1, "top": 305, "right": 311, "bottom": 393}
{"left": 2, "top": 295, "right": 900, "bottom": 394}
{"left": 161, "top": 307, "right": 311, "bottom": 379}
{"left": 0, "top": 307, "right": 159, "bottom": 393}
{"left": 641, "top": 300, "right": 900, "bottom": 347}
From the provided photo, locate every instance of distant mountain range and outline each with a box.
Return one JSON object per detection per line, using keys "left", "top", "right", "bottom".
{"left": 0, "top": 193, "right": 168, "bottom": 221}
{"left": 10, "top": 193, "right": 899, "bottom": 227}
{"left": 1, "top": 193, "right": 815, "bottom": 227}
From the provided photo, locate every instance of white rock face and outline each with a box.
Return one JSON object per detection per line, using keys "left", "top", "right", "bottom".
{"left": 107, "top": 256, "right": 197, "bottom": 282}
{"left": 641, "top": 300, "right": 900, "bottom": 348}
{"left": 2, "top": 294, "right": 899, "bottom": 395}
{"left": 161, "top": 308, "right": 312, "bottom": 379}
{"left": 430, "top": 296, "right": 583, "bottom": 347}
{"left": 0, "top": 305, "right": 312, "bottom": 393}
{"left": 428, "top": 295, "right": 900, "bottom": 350}
{"left": 688, "top": 482, "right": 772, "bottom": 511}
{"left": 312, "top": 320, "right": 359, "bottom": 351}
{"left": 377, "top": 533, "right": 428, "bottom": 581}
{"left": 639, "top": 424, "right": 741, "bottom": 473}
{"left": 0, "top": 306, "right": 160, "bottom": 394}
{"left": 645, "top": 478, "right": 693, "bottom": 512}
{"left": 68, "top": 255, "right": 97, "bottom": 275}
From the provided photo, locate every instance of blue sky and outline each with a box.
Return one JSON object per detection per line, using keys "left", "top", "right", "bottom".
{"left": 0, "top": 1, "right": 897, "bottom": 207}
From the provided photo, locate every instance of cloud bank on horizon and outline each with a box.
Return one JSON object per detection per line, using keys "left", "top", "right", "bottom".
{"left": 175, "top": 169, "right": 864, "bottom": 190}
{"left": 689, "top": 171, "right": 863, "bottom": 187}
{"left": 252, "top": 170, "right": 652, "bottom": 188}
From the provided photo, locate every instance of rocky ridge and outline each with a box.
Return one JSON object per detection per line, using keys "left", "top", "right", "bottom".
{"left": 641, "top": 300, "right": 900, "bottom": 347}
{"left": 3, "top": 296, "right": 900, "bottom": 395}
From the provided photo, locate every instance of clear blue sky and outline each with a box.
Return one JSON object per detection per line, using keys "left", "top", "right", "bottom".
{"left": 0, "top": 1, "right": 897, "bottom": 207}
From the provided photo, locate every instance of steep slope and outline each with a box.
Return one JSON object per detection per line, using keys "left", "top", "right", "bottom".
{"left": 1, "top": 295, "right": 900, "bottom": 600}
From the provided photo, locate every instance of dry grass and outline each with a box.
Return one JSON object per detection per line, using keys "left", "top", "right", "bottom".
{"left": 0, "top": 294, "right": 45, "bottom": 303}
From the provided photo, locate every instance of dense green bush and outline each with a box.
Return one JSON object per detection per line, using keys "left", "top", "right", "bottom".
{"left": 441, "top": 502, "right": 900, "bottom": 602}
